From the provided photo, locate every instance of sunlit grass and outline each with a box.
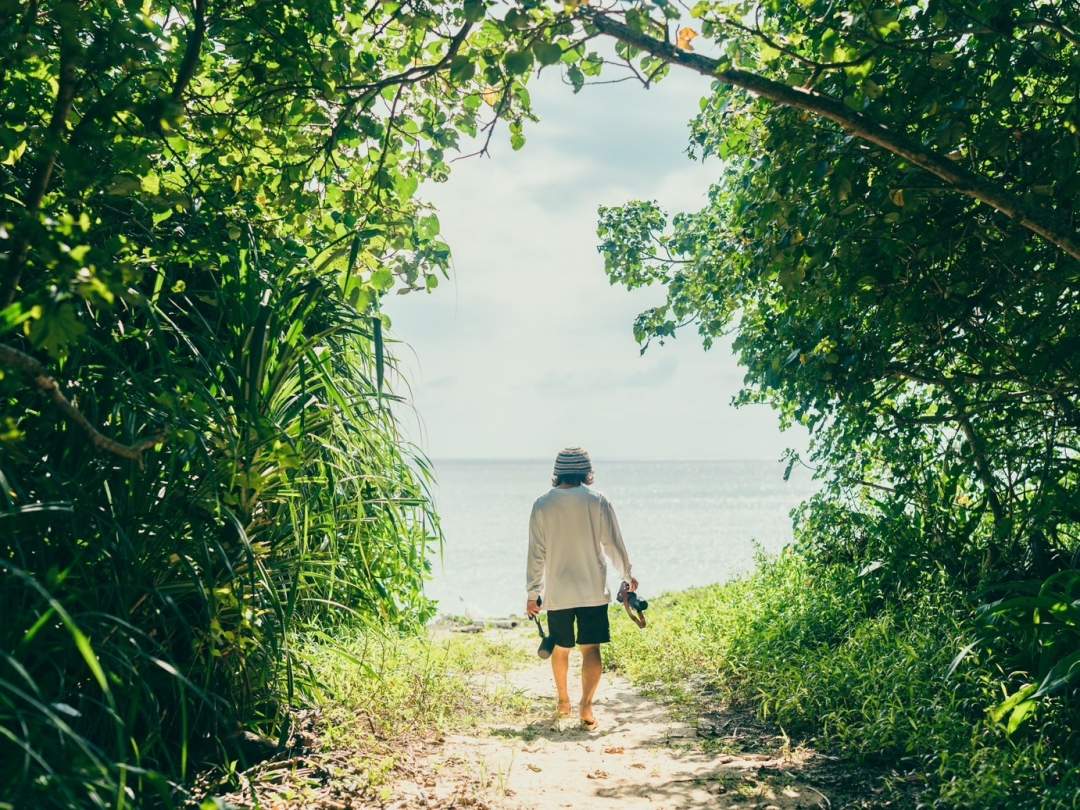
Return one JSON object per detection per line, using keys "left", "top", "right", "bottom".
{"left": 606, "top": 553, "right": 1080, "bottom": 808}
{"left": 302, "top": 627, "right": 532, "bottom": 750}
{"left": 196, "top": 627, "right": 532, "bottom": 807}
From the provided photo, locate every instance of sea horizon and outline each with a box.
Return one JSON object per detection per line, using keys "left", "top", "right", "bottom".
{"left": 424, "top": 457, "right": 817, "bottom": 618}
{"left": 428, "top": 456, "right": 799, "bottom": 464}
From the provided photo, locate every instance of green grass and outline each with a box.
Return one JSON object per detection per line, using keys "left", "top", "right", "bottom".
{"left": 199, "top": 626, "right": 531, "bottom": 806}
{"left": 606, "top": 553, "right": 1080, "bottom": 809}
{"left": 303, "top": 626, "right": 531, "bottom": 750}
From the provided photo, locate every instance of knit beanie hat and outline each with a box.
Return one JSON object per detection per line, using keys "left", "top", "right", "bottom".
{"left": 553, "top": 447, "right": 592, "bottom": 477}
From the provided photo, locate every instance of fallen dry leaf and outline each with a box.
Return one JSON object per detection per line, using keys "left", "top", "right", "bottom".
{"left": 630, "top": 762, "right": 646, "bottom": 769}
{"left": 603, "top": 746, "right": 624, "bottom": 754}
{"left": 586, "top": 769, "right": 609, "bottom": 780}
{"left": 525, "top": 763, "right": 542, "bottom": 773}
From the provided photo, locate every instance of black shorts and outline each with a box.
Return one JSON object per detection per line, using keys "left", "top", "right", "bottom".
{"left": 546, "top": 604, "right": 610, "bottom": 648}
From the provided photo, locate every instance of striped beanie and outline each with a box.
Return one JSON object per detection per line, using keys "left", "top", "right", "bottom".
{"left": 553, "top": 446, "right": 592, "bottom": 477}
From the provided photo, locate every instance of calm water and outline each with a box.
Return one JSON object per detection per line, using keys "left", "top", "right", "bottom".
{"left": 425, "top": 459, "right": 817, "bottom": 618}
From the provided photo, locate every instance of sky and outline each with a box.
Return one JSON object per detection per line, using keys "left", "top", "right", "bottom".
{"left": 385, "top": 60, "right": 809, "bottom": 462}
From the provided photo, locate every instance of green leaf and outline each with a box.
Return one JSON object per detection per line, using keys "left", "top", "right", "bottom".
{"left": 27, "top": 303, "right": 86, "bottom": 356}
{"left": 503, "top": 49, "right": 533, "bottom": 76}
{"left": 759, "top": 43, "right": 781, "bottom": 62}
{"left": 1006, "top": 699, "right": 1037, "bottom": 734}
{"left": 2, "top": 141, "right": 26, "bottom": 165}
{"left": 580, "top": 52, "right": 603, "bottom": 77}
{"left": 462, "top": 0, "right": 485, "bottom": 23}
{"left": 449, "top": 55, "right": 475, "bottom": 83}
{"left": 371, "top": 268, "right": 394, "bottom": 292}
{"left": 532, "top": 41, "right": 562, "bottom": 67}
{"left": 567, "top": 65, "right": 585, "bottom": 92}
{"left": 988, "top": 683, "right": 1037, "bottom": 724}
{"left": 1033, "top": 650, "right": 1080, "bottom": 698}
{"left": 373, "top": 315, "right": 384, "bottom": 394}
{"left": 106, "top": 174, "right": 142, "bottom": 195}
{"left": 946, "top": 640, "right": 978, "bottom": 678}
{"left": 504, "top": 8, "right": 528, "bottom": 30}
{"left": 416, "top": 214, "right": 440, "bottom": 240}
{"left": 507, "top": 123, "right": 524, "bottom": 152}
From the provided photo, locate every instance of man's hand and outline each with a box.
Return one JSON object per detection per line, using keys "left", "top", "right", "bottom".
{"left": 629, "top": 577, "right": 639, "bottom": 593}
{"left": 526, "top": 598, "right": 540, "bottom": 617}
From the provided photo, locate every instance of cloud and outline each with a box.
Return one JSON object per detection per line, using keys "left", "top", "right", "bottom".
{"left": 385, "top": 62, "right": 808, "bottom": 461}
{"left": 536, "top": 353, "right": 678, "bottom": 394}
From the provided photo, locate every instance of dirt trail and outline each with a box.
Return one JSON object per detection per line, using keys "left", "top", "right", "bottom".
{"left": 391, "top": 630, "right": 831, "bottom": 810}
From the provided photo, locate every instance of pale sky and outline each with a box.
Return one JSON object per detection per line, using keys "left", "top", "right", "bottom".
{"left": 386, "top": 60, "right": 809, "bottom": 461}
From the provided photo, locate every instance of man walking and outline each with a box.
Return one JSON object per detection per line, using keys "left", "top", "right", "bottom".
{"left": 526, "top": 447, "right": 637, "bottom": 730}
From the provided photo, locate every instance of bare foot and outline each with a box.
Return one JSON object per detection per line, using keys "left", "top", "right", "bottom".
{"left": 580, "top": 702, "right": 597, "bottom": 730}
{"left": 550, "top": 700, "right": 573, "bottom": 731}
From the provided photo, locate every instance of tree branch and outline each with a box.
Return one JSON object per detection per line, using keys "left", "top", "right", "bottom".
{"left": 587, "top": 11, "right": 1080, "bottom": 263}
{"left": 326, "top": 20, "right": 474, "bottom": 158}
{"left": 886, "top": 363, "right": 1008, "bottom": 534}
{"left": 169, "top": 0, "right": 207, "bottom": 103}
{"left": 1017, "top": 15, "right": 1080, "bottom": 47}
{"left": 0, "top": 343, "right": 162, "bottom": 464}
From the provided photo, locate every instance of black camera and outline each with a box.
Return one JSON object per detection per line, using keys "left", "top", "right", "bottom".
{"left": 626, "top": 592, "right": 648, "bottom": 612}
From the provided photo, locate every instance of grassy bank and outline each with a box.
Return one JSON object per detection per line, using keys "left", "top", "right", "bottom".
{"left": 200, "top": 626, "right": 530, "bottom": 807}
{"left": 306, "top": 626, "right": 530, "bottom": 747}
{"left": 607, "top": 554, "right": 1079, "bottom": 809}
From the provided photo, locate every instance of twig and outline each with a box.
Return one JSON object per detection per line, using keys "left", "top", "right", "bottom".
{"left": 0, "top": 343, "right": 163, "bottom": 464}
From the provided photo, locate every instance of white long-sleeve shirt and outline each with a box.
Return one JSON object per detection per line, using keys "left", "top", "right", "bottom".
{"left": 526, "top": 485, "right": 633, "bottom": 611}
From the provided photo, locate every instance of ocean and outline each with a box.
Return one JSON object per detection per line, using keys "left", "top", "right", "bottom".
{"left": 424, "top": 459, "right": 818, "bottom": 618}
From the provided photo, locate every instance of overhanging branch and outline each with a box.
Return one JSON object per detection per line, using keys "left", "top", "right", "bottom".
{"left": 169, "top": 0, "right": 207, "bottom": 103}
{"left": 588, "top": 11, "right": 1080, "bottom": 263}
{"left": 0, "top": 343, "right": 162, "bottom": 463}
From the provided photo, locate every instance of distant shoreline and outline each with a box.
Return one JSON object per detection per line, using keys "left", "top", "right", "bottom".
{"left": 429, "top": 457, "right": 796, "bottom": 464}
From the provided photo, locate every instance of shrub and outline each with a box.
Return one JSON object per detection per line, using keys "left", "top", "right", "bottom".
{"left": 608, "top": 553, "right": 1080, "bottom": 807}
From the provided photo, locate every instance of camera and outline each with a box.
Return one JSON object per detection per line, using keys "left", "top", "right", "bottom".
{"left": 626, "top": 591, "right": 648, "bottom": 612}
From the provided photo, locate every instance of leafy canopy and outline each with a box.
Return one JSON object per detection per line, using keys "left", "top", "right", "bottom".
{"left": 596, "top": 0, "right": 1079, "bottom": 732}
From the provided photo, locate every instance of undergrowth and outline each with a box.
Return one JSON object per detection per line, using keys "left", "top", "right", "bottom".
{"left": 198, "top": 627, "right": 531, "bottom": 806}
{"left": 607, "top": 553, "right": 1080, "bottom": 809}
{"left": 305, "top": 626, "right": 531, "bottom": 749}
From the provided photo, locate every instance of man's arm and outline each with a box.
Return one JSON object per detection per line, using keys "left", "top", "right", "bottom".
{"left": 526, "top": 502, "right": 545, "bottom": 615}
{"left": 600, "top": 496, "right": 637, "bottom": 589}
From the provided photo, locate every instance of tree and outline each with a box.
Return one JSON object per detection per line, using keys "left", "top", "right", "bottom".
{"left": 586, "top": 0, "right": 1078, "bottom": 553}
{"left": 591, "top": 0, "right": 1079, "bottom": 726}
{"left": 586, "top": 5, "right": 1080, "bottom": 261}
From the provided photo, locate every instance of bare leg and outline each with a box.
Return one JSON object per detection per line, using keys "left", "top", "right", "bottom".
{"left": 579, "top": 644, "right": 603, "bottom": 725}
{"left": 551, "top": 646, "right": 572, "bottom": 714}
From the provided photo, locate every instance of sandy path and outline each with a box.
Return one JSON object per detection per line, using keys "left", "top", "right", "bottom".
{"left": 398, "top": 632, "right": 830, "bottom": 810}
